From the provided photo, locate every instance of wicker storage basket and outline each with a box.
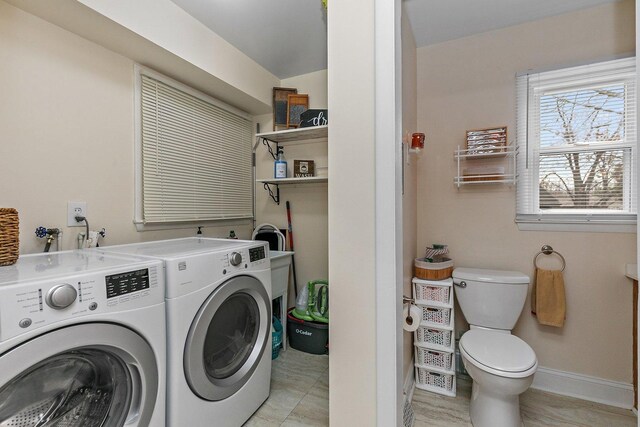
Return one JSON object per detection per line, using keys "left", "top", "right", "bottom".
{"left": 414, "top": 258, "right": 453, "bottom": 280}
{"left": 0, "top": 208, "right": 19, "bottom": 266}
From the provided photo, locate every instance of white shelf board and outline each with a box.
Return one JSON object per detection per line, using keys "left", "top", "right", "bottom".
{"left": 454, "top": 145, "right": 517, "bottom": 160}
{"left": 257, "top": 177, "right": 328, "bottom": 185}
{"left": 454, "top": 174, "right": 517, "bottom": 186}
{"left": 255, "top": 125, "right": 328, "bottom": 148}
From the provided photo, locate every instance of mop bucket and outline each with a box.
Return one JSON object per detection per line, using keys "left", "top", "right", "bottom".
{"left": 287, "top": 309, "right": 328, "bottom": 355}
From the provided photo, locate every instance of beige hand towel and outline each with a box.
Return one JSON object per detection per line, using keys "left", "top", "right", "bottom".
{"left": 531, "top": 268, "right": 566, "bottom": 328}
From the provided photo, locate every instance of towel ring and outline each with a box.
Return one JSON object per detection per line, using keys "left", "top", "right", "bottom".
{"left": 533, "top": 245, "right": 566, "bottom": 272}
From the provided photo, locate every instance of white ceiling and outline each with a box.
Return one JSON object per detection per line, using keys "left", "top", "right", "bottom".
{"left": 172, "top": 0, "right": 622, "bottom": 80}
{"left": 404, "top": 0, "right": 622, "bottom": 47}
{"left": 171, "top": 0, "right": 327, "bottom": 79}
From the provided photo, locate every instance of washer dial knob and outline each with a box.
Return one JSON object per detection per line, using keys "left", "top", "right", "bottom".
{"left": 46, "top": 284, "right": 77, "bottom": 309}
{"left": 229, "top": 252, "right": 242, "bottom": 267}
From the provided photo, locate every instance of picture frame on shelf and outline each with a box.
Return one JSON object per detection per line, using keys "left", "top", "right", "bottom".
{"left": 273, "top": 87, "right": 297, "bottom": 131}
{"left": 294, "top": 160, "right": 315, "bottom": 178}
{"left": 286, "top": 94, "right": 309, "bottom": 128}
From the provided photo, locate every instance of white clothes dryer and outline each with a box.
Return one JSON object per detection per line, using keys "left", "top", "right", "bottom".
{"left": 98, "top": 238, "right": 272, "bottom": 427}
{"left": 0, "top": 250, "right": 166, "bottom": 427}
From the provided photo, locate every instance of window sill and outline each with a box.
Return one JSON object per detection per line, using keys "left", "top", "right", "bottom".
{"left": 516, "top": 219, "right": 636, "bottom": 233}
{"left": 134, "top": 218, "right": 253, "bottom": 232}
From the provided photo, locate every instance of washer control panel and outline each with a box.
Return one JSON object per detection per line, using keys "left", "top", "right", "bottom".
{"left": 0, "top": 261, "right": 164, "bottom": 342}
{"left": 106, "top": 268, "right": 150, "bottom": 299}
{"left": 218, "top": 244, "right": 268, "bottom": 273}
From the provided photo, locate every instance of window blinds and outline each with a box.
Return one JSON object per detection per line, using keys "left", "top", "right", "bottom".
{"left": 140, "top": 73, "right": 253, "bottom": 224}
{"left": 516, "top": 57, "right": 637, "bottom": 224}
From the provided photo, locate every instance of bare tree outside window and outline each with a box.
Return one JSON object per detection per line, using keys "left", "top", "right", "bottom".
{"left": 538, "top": 85, "right": 627, "bottom": 210}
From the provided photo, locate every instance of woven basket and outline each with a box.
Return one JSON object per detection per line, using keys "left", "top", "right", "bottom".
{"left": 414, "top": 258, "right": 453, "bottom": 280}
{"left": 0, "top": 208, "right": 19, "bottom": 266}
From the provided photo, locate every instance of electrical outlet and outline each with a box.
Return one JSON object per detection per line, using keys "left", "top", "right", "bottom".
{"left": 67, "top": 201, "right": 87, "bottom": 227}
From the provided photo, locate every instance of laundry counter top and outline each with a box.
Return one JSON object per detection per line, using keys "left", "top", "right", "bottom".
{"left": 626, "top": 264, "right": 637, "bottom": 281}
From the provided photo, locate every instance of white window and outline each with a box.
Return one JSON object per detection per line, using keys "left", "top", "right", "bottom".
{"left": 516, "top": 57, "right": 636, "bottom": 231}
{"left": 134, "top": 66, "right": 253, "bottom": 229}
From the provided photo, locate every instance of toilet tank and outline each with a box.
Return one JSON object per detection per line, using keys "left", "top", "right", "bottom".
{"left": 452, "top": 267, "right": 530, "bottom": 330}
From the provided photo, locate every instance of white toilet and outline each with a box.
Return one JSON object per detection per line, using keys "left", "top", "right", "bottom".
{"left": 452, "top": 268, "right": 538, "bottom": 427}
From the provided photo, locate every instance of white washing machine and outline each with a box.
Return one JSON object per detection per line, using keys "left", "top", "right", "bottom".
{"left": 98, "top": 238, "right": 272, "bottom": 427}
{"left": 0, "top": 250, "right": 166, "bottom": 427}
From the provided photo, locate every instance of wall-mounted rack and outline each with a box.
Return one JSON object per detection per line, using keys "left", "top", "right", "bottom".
{"left": 256, "top": 177, "right": 328, "bottom": 204}
{"left": 454, "top": 145, "right": 518, "bottom": 188}
{"left": 254, "top": 125, "right": 328, "bottom": 159}
{"left": 253, "top": 126, "right": 328, "bottom": 204}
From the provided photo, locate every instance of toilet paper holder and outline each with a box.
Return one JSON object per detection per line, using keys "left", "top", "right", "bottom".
{"left": 403, "top": 295, "right": 414, "bottom": 304}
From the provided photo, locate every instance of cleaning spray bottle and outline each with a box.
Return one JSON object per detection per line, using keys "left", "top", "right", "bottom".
{"left": 274, "top": 148, "right": 287, "bottom": 179}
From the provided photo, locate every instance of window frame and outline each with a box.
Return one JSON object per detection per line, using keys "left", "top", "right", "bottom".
{"left": 515, "top": 57, "right": 637, "bottom": 233}
{"left": 133, "top": 65, "right": 254, "bottom": 231}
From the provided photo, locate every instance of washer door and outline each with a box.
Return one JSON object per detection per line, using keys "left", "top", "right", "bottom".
{"left": 184, "top": 275, "right": 270, "bottom": 401}
{"left": 0, "top": 324, "right": 158, "bottom": 427}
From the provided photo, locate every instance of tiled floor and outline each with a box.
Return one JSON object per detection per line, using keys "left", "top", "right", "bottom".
{"left": 412, "top": 376, "right": 637, "bottom": 427}
{"left": 247, "top": 353, "right": 636, "bottom": 427}
{"left": 244, "top": 348, "right": 329, "bottom": 427}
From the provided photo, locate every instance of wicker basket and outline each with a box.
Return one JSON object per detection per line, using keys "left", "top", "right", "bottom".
{"left": 414, "top": 258, "right": 453, "bottom": 280}
{"left": 0, "top": 208, "right": 19, "bottom": 266}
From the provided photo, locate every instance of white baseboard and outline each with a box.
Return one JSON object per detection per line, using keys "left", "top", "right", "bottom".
{"left": 531, "top": 366, "right": 634, "bottom": 409}
{"left": 403, "top": 359, "right": 416, "bottom": 403}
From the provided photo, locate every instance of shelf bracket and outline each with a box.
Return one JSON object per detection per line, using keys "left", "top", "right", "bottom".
{"left": 262, "top": 182, "right": 280, "bottom": 205}
{"left": 261, "top": 138, "right": 279, "bottom": 160}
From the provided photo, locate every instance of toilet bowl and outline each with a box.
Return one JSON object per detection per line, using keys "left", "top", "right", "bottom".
{"left": 459, "top": 329, "right": 537, "bottom": 427}
{"left": 452, "top": 268, "right": 538, "bottom": 427}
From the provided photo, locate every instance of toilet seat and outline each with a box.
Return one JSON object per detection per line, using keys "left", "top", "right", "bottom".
{"left": 459, "top": 329, "right": 537, "bottom": 379}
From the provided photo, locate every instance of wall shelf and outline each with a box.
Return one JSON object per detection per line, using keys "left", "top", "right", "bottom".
{"left": 255, "top": 125, "right": 328, "bottom": 146}
{"left": 454, "top": 145, "right": 518, "bottom": 188}
{"left": 257, "top": 177, "right": 328, "bottom": 185}
{"left": 256, "top": 177, "right": 328, "bottom": 205}
{"left": 254, "top": 125, "right": 328, "bottom": 159}
{"left": 253, "top": 126, "right": 329, "bottom": 204}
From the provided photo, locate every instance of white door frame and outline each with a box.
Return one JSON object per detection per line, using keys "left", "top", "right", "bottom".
{"left": 634, "top": 0, "right": 640, "bottom": 426}
{"left": 374, "top": 0, "right": 404, "bottom": 424}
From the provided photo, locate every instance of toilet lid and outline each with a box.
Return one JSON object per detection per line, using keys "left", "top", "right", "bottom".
{"left": 460, "top": 329, "right": 537, "bottom": 376}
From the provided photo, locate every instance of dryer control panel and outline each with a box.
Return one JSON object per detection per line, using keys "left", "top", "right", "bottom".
{"left": 249, "top": 246, "right": 266, "bottom": 262}
{"left": 162, "top": 242, "right": 270, "bottom": 300}
{"left": 0, "top": 261, "right": 164, "bottom": 342}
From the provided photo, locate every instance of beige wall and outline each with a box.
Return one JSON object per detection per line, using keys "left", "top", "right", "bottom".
{"left": 4, "top": 0, "right": 279, "bottom": 114}
{"left": 328, "top": 0, "right": 377, "bottom": 423}
{"left": 417, "top": 0, "right": 636, "bottom": 383}
{"left": 401, "top": 9, "right": 418, "bottom": 385}
{"left": 283, "top": 70, "right": 328, "bottom": 110}
{"left": 0, "top": 1, "right": 254, "bottom": 254}
{"left": 76, "top": 0, "right": 278, "bottom": 108}
{"left": 254, "top": 70, "right": 328, "bottom": 306}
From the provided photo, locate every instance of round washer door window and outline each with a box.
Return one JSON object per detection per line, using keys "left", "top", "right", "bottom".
{"left": 0, "top": 350, "right": 131, "bottom": 427}
{"left": 184, "top": 275, "right": 270, "bottom": 401}
{"left": 0, "top": 324, "right": 159, "bottom": 427}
